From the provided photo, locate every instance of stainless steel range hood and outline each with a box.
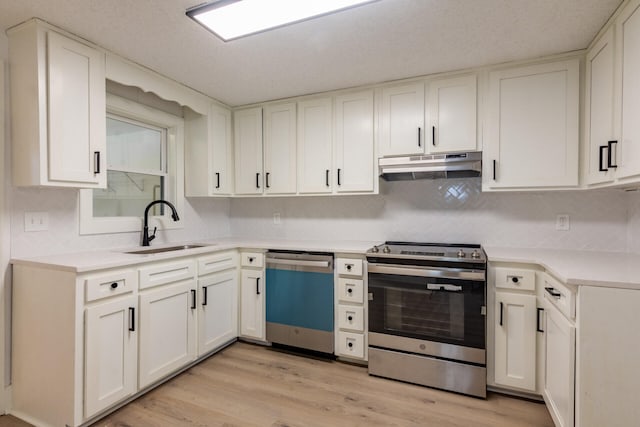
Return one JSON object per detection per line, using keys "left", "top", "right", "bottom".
{"left": 379, "top": 152, "right": 482, "bottom": 181}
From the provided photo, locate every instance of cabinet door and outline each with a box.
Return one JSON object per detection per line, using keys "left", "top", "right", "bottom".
{"left": 210, "top": 103, "right": 234, "bottom": 195}
{"left": 494, "top": 292, "right": 537, "bottom": 391}
{"left": 485, "top": 60, "right": 579, "bottom": 189}
{"left": 240, "top": 269, "right": 265, "bottom": 340}
{"left": 297, "top": 98, "right": 333, "bottom": 194}
{"left": 47, "top": 30, "right": 106, "bottom": 187}
{"left": 334, "top": 91, "right": 375, "bottom": 193}
{"left": 85, "top": 295, "right": 137, "bottom": 418}
{"left": 585, "top": 28, "right": 617, "bottom": 185}
{"left": 428, "top": 75, "right": 477, "bottom": 154}
{"left": 264, "top": 103, "right": 297, "bottom": 194}
{"left": 617, "top": 0, "right": 640, "bottom": 180}
{"left": 379, "top": 82, "right": 425, "bottom": 156}
{"left": 138, "top": 281, "right": 197, "bottom": 388}
{"left": 234, "top": 107, "right": 263, "bottom": 195}
{"left": 544, "top": 304, "right": 575, "bottom": 427}
{"left": 198, "top": 270, "right": 238, "bottom": 356}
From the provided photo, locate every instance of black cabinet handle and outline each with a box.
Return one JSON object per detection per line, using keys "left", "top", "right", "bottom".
{"left": 493, "top": 160, "right": 497, "bottom": 181}
{"left": 337, "top": 169, "right": 342, "bottom": 186}
{"left": 256, "top": 173, "right": 260, "bottom": 189}
{"left": 128, "top": 307, "right": 135, "bottom": 332}
{"left": 94, "top": 151, "right": 100, "bottom": 174}
{"left": 499, "top": 302, "right": 504, "bottom": 326}
{"left": 599, "top": 145, "right": 608, "bottom": 172}
{"left": 418, "top": 127, "right": 422, "bottom": 147}
{"left": 266, "top": 172, "right": 270, "bottom": 188}
{"left": 202, "top": 286, "right": 208, "bottom": 306}
{"left": 215, "top": 172, "right": 220, "bottom": 189}
{"left": 325, "top": 169, "right": 330, "bottom": 187}
{"left": 191, "top": 289, "right": 196, "bottom": 309}
{"left": 537, "top": 307, "right": 544, "bottom": 332}
{"left": 545, "top": 287, "right": 561, "bottom": 298}
{"left": 110, "top": 282, "right": 118, "bottom": 289}
{"left": 608, "top": 140, "right": 618, "bottom": 168}
{"left": 256, "top": 277, "right": 261, "bottom": 295}
{"left": 432, "top": 126, "right": 436, "bottom": 146}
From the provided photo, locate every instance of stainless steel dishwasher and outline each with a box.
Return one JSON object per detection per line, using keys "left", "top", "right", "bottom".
{"left": 265, "top": 251, "right": 334, "bottom": 353}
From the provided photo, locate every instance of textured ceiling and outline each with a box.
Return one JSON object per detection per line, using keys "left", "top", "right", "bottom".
{"left": 0, "top": 0, "right": 623, "bottom": 106}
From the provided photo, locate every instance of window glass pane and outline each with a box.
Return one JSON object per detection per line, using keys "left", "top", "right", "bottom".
{"left": 93, "top": 171, "right": 164, "bottom": 217}
{"left": 106, "top": 117, "right": 163, "bottom": 172}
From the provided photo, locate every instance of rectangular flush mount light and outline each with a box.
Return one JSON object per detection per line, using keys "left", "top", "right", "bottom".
{"left": 187, "top": 0, "right": 377, "bottom": 41}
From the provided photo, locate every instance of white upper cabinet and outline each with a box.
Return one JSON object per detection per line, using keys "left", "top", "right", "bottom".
{"left": 484, "top": 59, "right": 580, "bottom": 190}
{"left": 427, "top": 74, "right": 477, "bottom": 154}
{"left": 185, "top": 103, "right": 234, "bottom": 196}
{"left": 379, "top": 82, "right": 425, "bottom": 156}
{"left": 9, "top": 19, "right": 106, "bottom": 188}
{"left": 617, "top": 0, "right": 640, "bottom": 182}
{"left": 297, "top": 98, "right": 333, "bottom": 194}
{"left": 263, "top": 103, "right": 297, "bottom": 195}
{"left": 585, "top": 27, "right": 617, "bottom": 185}
{"left": 334, "top": 91, "right": 375, "bottom": 193}
{"left": 234, "top": 107, "right": 264, "bottom": 195}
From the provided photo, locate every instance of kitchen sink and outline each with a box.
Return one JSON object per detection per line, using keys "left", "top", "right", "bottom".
{"left": 125, "top": 244, "right": 213, "bottom": 255}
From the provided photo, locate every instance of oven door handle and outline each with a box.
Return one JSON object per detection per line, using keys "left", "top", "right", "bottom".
{"left": 368, "top": 263, "right": 485, "bottom": 281}
{"left": 426, "top": 283, "right": 463, "bottom": 292}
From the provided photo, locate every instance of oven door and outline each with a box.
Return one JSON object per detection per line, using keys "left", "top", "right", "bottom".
{"left": 368, "top": 263, "right": 486, "bottom": 350}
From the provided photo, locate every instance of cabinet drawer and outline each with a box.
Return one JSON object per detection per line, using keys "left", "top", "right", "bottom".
{"left": 338, "top": 305, "right": 364, "bottom": 332}
{"left": 336, "top": 258, "right": 363, "bottom": 276}
{"left": 139, "top": 260, "right": 196, "bottom": 290}
{"left": 337, "top": 331, "right": 365, "bottom": 359}
{"left": 198, "top": 251, "right": 237, "bottom": 276}
{"left": 337, "top": 278, "right": 364, "bottom": 303}
{"left": 494, "top": 267, "right": 535, "bottom": 291}
{"left": 241, "top": 252, "right": 264, "bottom": 268}
{"left": 542, "top": 273, "right": 576, "bottom": 320}
{"left": 85, "top": 269, "right": 137, "bottom": 302}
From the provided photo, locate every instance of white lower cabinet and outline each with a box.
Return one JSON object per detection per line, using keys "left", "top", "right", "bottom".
{"left": 138, "top": 280, "right": 197, "bottom": 388}
{"left": 334, "top": 256, "right": 367, "bottom": 361}
{"left": 84, "top": 295, "right": 138, "bottom": 418}
{"left": 198, "top": 270, "right": 238, "bottom": 355}
{"left": 239, "top": 251, "right": 266, "bottom": 341}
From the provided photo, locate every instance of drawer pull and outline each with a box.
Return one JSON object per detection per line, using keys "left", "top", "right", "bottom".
{"left": 545, "top": 287, "right": 561, "bottom": 298}
{"left": 347, "top": 315, "right": 353, "bottom": 321}
{"left": 128, "top": 307, "right": 135, "bottom": 332}
{"left": 537, "top": 307, "right": 544, "bottom": 332}
{"left": 348, "top": 341, "right": 354, "bottom": 348}
{"left": 347, "top": 288, "right": 353, "bottom": 294}
{"left": 346, "top": 264, "right": 353, "bottom": 271}
{"left": 110, "top": 282, "right": 118, "bottom": 289}
{"left": 511, "top": 276, "right": 519, "bottom": 284}
{"left": 249, "top": 257, "right": 255, "bottom": 263}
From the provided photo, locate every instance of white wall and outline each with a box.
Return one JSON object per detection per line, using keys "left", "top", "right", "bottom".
{"left": 230, "top": 179, "right": 630, "bottom": 252}
{"left": 627, "top": 190, "right": 640, "bottom": 253}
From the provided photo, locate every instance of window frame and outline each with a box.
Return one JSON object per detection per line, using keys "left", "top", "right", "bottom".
{"left": 79, "top": 93, "right": 184, "bottom": 235}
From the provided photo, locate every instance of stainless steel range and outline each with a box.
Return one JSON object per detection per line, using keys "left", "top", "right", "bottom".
{"left": 366, "top": 241, "right": 487, "bottom": 398}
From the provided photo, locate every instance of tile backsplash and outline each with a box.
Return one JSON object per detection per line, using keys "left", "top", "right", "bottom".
{"left": 230, "top": 179, "right": 632, "bottom": 252}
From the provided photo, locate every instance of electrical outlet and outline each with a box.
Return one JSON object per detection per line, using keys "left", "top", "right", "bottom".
{"left": 555, "top": 214, "right": 570, "bottom": 231}
{"left": 24, "top": 211, "right": 49, "bottom": 232}
{"left": 273, "top": 213, "right": 281, "bottom": 225}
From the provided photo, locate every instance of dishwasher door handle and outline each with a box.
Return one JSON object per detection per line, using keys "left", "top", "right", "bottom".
{"left": 266, "top": 258, "right": 330, "bottom": 268}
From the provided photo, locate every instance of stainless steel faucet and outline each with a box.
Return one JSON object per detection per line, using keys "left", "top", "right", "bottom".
{"left": 142, "top": 200, "right": 180, "bottom": 246}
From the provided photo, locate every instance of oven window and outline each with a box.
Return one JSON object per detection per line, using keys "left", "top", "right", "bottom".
{"left": 385, "top": 287, "right": 465, "bottom": 341}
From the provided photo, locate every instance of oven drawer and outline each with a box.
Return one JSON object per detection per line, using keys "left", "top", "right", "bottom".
{"left": 338, "top": 305, "right": 364, "bottom": 332}
{"left": 337, "top": 331, "right": 365, "bottom": 358}
{"left": 337, "top": 278, "right": 364, "bottom": 303}
{"left": 494, "top": 267, "right": 535, "bottom": 291}
{"left": 336, "top": 258, "right": 363, "bottom": 276}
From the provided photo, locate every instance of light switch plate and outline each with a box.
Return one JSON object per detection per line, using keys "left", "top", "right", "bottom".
{"left": 24, "top": 211, "right": 49, "bottom": 232}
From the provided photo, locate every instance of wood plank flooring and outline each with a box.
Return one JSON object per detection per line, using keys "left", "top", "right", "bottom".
{"left": 0, "top": 342, "right": 554, "bottom": 427}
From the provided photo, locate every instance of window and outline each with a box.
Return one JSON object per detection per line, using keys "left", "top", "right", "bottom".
{"left": 80, "top": 94, "right": 184, "bottom": 235}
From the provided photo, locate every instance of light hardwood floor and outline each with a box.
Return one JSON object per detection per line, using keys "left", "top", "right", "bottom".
{"left": 1, "top": 342, "right": 554, "bottom": 427}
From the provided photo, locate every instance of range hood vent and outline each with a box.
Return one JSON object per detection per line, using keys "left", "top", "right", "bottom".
{"left": 379, "top": 152, "right": 482, "bottom": 181}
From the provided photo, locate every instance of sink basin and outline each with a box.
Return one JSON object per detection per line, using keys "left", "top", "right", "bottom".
{"left": 125, "top": 244, "right": 213, "bottom": 255}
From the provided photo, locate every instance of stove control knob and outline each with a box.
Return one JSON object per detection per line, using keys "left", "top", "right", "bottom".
{"left": 471, "top": 250, "right": 480, "bottom": 259}
{"left": 383, "top": 245, "right": 391, "bottom": 254}
{"left": 457, "top": 249, "right": 466, "bottom": 258}
{"left": 371, "top": 246, "right": 379, "bottom": 253}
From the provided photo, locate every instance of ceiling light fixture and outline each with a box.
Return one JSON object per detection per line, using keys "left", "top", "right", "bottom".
{"left": 186, "top": 0, "right": 378, "bottom": 42}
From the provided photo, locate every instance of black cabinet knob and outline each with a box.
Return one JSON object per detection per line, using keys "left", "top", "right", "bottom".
{"left": 348, "top": 342, "right": 353, "bottom": 348}
{"left": 347, "top": 288, "right": 353, "bottom": 294}
{"left": 512, "top": 277, "right": 519, "bottom": 283}
{"left": 348, "top": 315, "right": 353, "bottom": 321}
{"left": 346, "top": 265, "right": 352, "bottom": 271}
{"left": 249, "top": 257, "right": 254, "bottom": 263}
{"left": 110, "top": 282, "right": 118, "bottom": 289}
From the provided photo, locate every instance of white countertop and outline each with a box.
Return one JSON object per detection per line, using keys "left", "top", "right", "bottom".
{"left": 10, "top": 238, "right": 379, "bottom": 273}
{"left": 484, "top": 246, "right": 640, "bottom": 290}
